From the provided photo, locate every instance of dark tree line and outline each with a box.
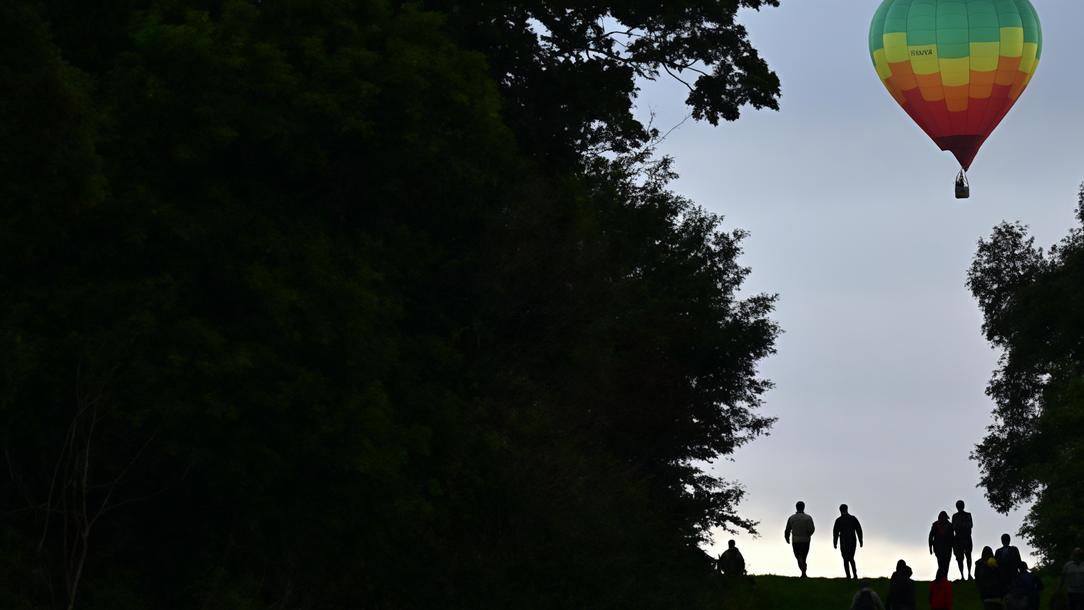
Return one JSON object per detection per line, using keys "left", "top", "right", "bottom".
{"left": 968, "top": 189, "right": 1084, "bottom": 567}
{"left": 1, "top": 1, "right": 781, "bottom": 607}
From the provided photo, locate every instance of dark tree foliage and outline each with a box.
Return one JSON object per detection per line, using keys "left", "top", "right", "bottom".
{"left": 1, "top": 0, "right": 779, "bottom": 607}
{"left": 423, "top": 0, "right": 782, "bottom": 164}
{"left": 967, "top": 189, "right": 1084, "bottom": 565}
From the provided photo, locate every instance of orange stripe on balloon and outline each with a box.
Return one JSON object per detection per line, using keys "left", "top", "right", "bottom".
{"left": 888, "top": 61, "right": 918, "bottom": 91}
{"left": 995, "top": 56, "right": 1023, "bottom": 87}
{"left": 969, "top": 71, "right": 996, "bottom": 99}
{"left": 1009, "top": 68, "right": 1033, "bottom": 100}
{"left": 944, "top": 85, "right": 969, "bottom": 114}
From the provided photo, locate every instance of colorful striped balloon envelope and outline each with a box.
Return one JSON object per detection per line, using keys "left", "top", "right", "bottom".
{"left": 869, "top": 0, "right": 1041, "bottom": 177}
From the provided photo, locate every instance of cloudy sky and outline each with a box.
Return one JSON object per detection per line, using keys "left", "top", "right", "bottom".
{"left": 632, "top": 0, "right": 1083, "bottom": 579}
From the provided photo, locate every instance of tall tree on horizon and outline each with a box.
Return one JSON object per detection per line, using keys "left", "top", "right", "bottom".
{"left": 968, "top": 188, "right": 1084, "bottom": 565}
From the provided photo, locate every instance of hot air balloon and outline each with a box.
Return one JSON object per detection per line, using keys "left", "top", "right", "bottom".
{"left": 869, "top": 0, "right": 1041, "bottom": 198}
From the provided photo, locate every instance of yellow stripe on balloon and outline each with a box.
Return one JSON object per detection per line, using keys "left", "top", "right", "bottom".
{"left": 939, "top": 57, "right": 970, "bottom": 87}
{"left": 970, "top": 42, "right": 1000, "bottom": 72}
{"left": 1000, "top": 27, "right": 1024, "bottom": 58}
{"left": 884, "top": 32, "right": 909, "bottom": 63}
{"left": 909, "top": 44, "right": 940, "bottom": 75}
{"left": 873, "top": 49, "right": 893, "bottom": 80}
{"left": 1019, "top": 42, "right": 1039, "bottom": 74}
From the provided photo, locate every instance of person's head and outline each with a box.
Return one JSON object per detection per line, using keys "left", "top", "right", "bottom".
{"left": 956, "top": 499, "right": 965, "bottom": 511}
{"left": 1072, "top": 547, "right": 1083, "bottom": 562}
{"left": 1020, "top": 561, "right": 1029, "bottom": 572}
{"left": 796, "top": 501, "right": 805, "bottom": 512}
{"left": 728, "top": 539, "right": 737, "bottom": 549}
{"left": 840, "top": 503, "right": 849, "bottom": 515}
{"left": 938, "top": 510, "right": 949, "bottom": 522}
{"left": 981, "top": 546, "right": 994, "bottom": 561}
{"left": 1002, "top": 533, "right": 1011, "bottom": 546}
{"left": 859, "top": 579, "right": 871, "bottom": 590}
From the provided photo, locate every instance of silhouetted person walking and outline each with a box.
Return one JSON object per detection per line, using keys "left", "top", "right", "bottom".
{"left": 834, "top": 504, "right": 864, "bottom": 579}
{"left": 850, "top": 579, "right": 885, "bottom": 610}
{"left": 929, "top": 511, "right": 955, "bottom": 580}
{"left": 1061, "top": 548, "right": 1084, "bottom": 610}
{"left": 886, "top": 559, "right": 916, "bottom": 610}
{"left": 717, "top": 539, "right": 746, "bottom": 577}
{"left": 995, "top": 533, "right": 1022, "bottom": 589}
{"left": 929, "top": 575, "right": 954, "bottom": 610}
{"left": 785, "top": 501, "right": 815, "bottom": 578}
{"left": 976, "top": 546, "right": 1004, "bottom": 610}
{"left": 952, "top": 500, "right": 974, "bottom": 580}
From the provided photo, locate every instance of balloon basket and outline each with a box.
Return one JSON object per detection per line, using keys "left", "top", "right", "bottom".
{"left": 955, "top": 170, "right": 970, "bottom": 199}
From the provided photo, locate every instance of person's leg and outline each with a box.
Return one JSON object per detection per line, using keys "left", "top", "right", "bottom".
{"left": 936, "top": 550, "right": 951, "bottom": 579}
{"left": 842, "top": 544, "right": 855, "bottom": 579}
{"left": 794, "top": 542, "right": 809, "bottom": 577}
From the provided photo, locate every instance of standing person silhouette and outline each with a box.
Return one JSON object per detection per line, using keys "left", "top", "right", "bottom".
{"left": 785, "top": 501, "right": 815, "bottom": 578}
{"left": 928, "top": 511, "right": 955, "bottom": 580}
{"left": 951, "top": 500, "right": 974, "bottom": 580}
{"left": 995, "top": 533, "right": 1022, "bottom": 589}
{"left": 834, "top": 504, "right": 864, "bottom": 579}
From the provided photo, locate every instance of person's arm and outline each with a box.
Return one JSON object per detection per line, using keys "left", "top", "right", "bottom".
{"left": 784, "top": 516, "right": 792, "bottom": 543}
{"left": 856, "top": 517, "right": 864, "bottom": 547}
{"left": 833, "top": 518, "right": 840, "bottom": 549}
{"left": 808, "top": 516, "right": 815, "bottom": 536}
{"left": 929, "top": 526, "right": 935, "bottom": 554}
{"left": 737, "top": 551, "right": 745, "bottom": 575}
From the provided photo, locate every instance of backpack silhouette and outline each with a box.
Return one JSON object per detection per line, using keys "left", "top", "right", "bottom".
{"left": 853, "top": 589, "right": 877, "bottom": 610}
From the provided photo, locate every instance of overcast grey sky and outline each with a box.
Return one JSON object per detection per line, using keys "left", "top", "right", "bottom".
{"left": 632, "top": 0, "right": 1083, "bottom": 578}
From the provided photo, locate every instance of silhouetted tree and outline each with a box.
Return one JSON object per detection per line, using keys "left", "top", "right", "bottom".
{"left": 0, "top": 0, "right": 780, "bottom": 607}
{"left": 968, "top": 187, "right": 1084, "bottom": 565}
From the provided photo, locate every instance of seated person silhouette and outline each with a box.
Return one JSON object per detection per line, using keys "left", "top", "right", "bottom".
{"left": 717, "top": 539, "right": 746, "bottom": 577}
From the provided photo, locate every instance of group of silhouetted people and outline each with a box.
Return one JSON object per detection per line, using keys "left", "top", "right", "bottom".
{"left": 716, "top": 499, "right": 1084, "bottom": 610}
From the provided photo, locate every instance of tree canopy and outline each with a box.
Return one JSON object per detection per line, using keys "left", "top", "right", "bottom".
{"left": 1, "top": 0, "right": 780, "bottom": 607}
{"left": 967, "top": 190, "right": 1084, "bottom": 565}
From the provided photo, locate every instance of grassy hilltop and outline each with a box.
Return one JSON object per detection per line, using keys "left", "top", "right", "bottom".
{"left": 728, "top": 575, "right": 1059, "bottom": 610}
